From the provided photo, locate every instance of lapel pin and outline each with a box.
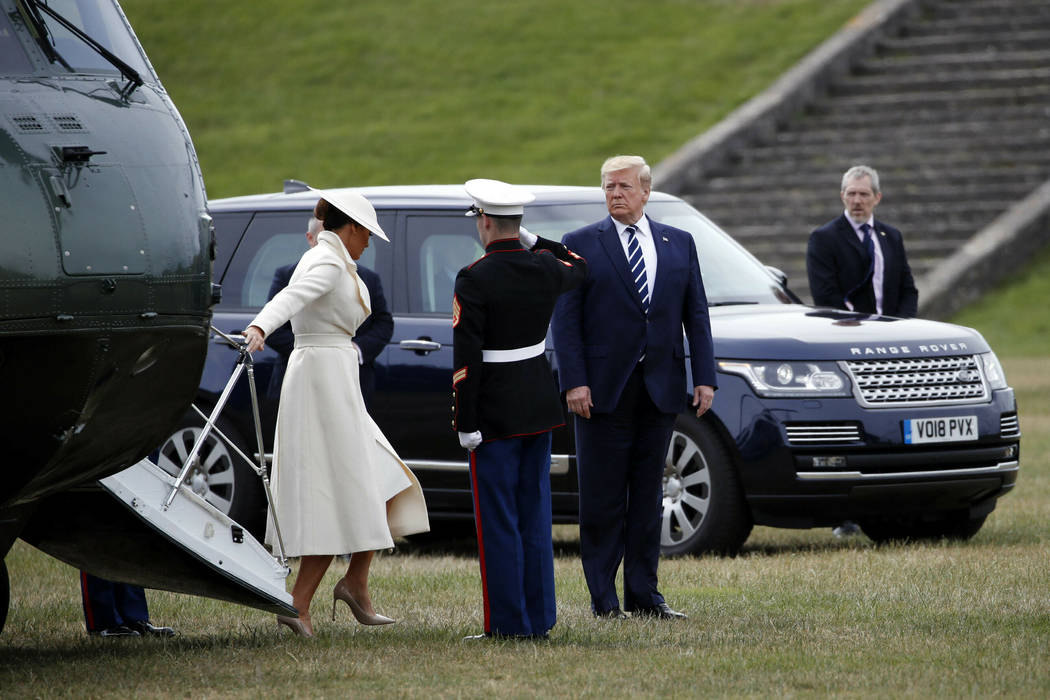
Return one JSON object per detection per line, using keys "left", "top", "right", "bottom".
{"left": 662, "top": 236, "right": 669, "bottom": 242}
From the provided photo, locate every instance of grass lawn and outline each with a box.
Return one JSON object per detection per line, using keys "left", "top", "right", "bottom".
{"left": 2, "top": 353, "right": 1047, "bottom": 697}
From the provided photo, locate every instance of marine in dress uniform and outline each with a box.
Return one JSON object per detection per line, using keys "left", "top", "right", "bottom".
{"left": 79, "top": 572, "right": 175, "bottom": 637}
{"left": 452, "top": 179, "right": 587, "bottom": 639}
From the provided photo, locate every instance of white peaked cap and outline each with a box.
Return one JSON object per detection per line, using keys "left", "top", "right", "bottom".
{"left": 464, "top": 178, "right": 535, "bottom": 217}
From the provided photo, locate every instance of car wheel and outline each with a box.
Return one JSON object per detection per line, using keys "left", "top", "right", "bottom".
{"left": 155, "top": 410, "right": 266, "bottom": 536}
{"left": 859, "top": 511, "right": 988, "bottom": 543}
{"left": 660, "top": 416, "right": 752, "bottom": 556}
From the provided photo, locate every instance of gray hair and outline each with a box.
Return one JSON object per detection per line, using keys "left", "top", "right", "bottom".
{"left": 841, "top": 165, "right": 880, "bottom": 194}
{"left": 600, "top": 155, "right": 652, "bottom": 188}
{"left": 307, "top": 216, "right": 323, "bottom": 235}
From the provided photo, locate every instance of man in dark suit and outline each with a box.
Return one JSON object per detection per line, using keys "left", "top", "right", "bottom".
{"left": 807, "top": 165, "right": 918, "bottom": 317}
{"left": 79, "top": 572, "right": 174, "bottom": 637}
{"left": 552, "top": 155, "right": 717, "bottom": 620}
{"left": 453, "top": 179, "right": 587, "bottom": 640}
{"left": 265, "top": 216, "right": 394, "bottom": 409}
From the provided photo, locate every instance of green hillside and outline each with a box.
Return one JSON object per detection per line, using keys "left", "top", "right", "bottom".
{"left": 120, "top": 0, "right": 868, "bottom": 198}
{"left": 949, "top": 243, "right": 1050, "bottom": 357}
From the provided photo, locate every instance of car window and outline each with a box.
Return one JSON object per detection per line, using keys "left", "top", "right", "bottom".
{"left": 405, "top": 214, "right": 483, "bottom": 314}
{"left": 218, "top": 211, "right": 376, "bottom": 309}
{"left": 241, "top": 233, "right": 310, "bottom": 308}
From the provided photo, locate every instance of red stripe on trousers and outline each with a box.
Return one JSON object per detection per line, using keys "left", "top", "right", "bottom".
{"left": 80, "top": 571, "right": 96, "bottom": 631}
{"left": 469, "top": 450, "right": 490, "bottom": 633}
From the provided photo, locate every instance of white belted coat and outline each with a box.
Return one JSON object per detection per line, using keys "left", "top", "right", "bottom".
{"left": 249, "top": 230, "right": 429, "bottom": 556}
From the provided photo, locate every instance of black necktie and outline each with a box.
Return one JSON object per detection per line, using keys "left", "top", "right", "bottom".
{"left": 844, "top": 223, "right": 876, "bottom": 310}
{"left": 625, "top": 225, "right": 649, "bottom": 313}
{"left": 859, "top": 223, "right": 875, "bottom": 283}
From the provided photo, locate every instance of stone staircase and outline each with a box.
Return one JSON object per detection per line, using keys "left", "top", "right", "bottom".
{"left": 664, "top": 0, "right": 1050, "bottom": 305}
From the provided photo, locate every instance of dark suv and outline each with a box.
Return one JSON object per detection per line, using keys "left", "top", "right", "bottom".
{"left": 158, "top": 182, "right": 1021, "bottom": 553}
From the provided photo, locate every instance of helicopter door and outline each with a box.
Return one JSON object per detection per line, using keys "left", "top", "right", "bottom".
{"left": 41, "top": 163, "right": 147, "bottom": 276}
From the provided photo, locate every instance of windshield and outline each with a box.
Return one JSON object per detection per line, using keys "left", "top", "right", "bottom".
{"left": 523, "top": 200, "right": 791, "bottom": 305}
{"left": 0, "top": 10, "right": 33, "bottom": 73}
{"left": 25, "top": 0, "right": 150, "bottom": 79}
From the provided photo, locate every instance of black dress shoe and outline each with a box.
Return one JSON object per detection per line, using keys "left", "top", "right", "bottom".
{"left": 129, "top": 620, "right": 176, "bottom": 637}
{"left": 593, "top": 607, "right": 627, "bottom": 620}
{"left": 92, "top": 625, "right": 140, "bottom": 638}
{"left": 632, "top": 603, "right": 687, "bottom": 620}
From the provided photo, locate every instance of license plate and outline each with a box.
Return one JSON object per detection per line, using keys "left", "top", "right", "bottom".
{"left": 903, "top": 415, "right": 978, "bottom": 444}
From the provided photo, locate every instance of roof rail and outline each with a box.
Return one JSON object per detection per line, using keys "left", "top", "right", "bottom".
{"left": 283, "top": 179, "right": 311, "bottom": 194}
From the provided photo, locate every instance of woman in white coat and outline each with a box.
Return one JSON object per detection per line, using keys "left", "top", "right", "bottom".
{"left": 244, "top": 188, "right": 428, "bottom": 637}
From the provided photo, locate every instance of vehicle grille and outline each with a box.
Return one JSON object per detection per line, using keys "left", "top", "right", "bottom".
{"left": 1000, "top": 413, "right": 1021, "bottom": 439}
{"left": 844, "top": 355, "right": 988, "bottom": 407}
{"left": 784, "top": 423, "right": 862, "bottom": 444}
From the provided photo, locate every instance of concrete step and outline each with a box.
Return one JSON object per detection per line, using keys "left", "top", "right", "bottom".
{"left": 815, "top": 84, "right": 1050, "bottom": 115}
{"left": 697, "top": 178, "right": 1047, "bottom": 207}
{"left": 798, "top": 103, "right": 1050, "bottom": 130}
{"left": 700, "top": 164, "right": 1050, "bottom": 196}
{"left": 726, "top": 144, "right": 1050, "bottom": 174}
{"left": 927, "top": 0, "right": 1050, "bottom": 20}
{"left": 763, "top": 118, "right": 1050, "bottom": 148}
{"left": 689, "top": 198, "right": 1012, "bottom": 229}
{"left": 858, "top": 49, "right": 1050, "bottom": 76}
{"left": 742, "top": 235, "right": 970, "bottom": 258}
{"left": 898, "top": 16, "right": 1050, "bottom": 39}
{"left": 831, "top": 66, "right": 1050, "bottom": 97}
{"left": 721, "top": 137, "right": 1050, "bottom": 173}
{"left": 876, "top": 29, "right": 1050, "bottom": 55}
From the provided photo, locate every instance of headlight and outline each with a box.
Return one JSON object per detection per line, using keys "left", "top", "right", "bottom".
{"left": 718, "top": 360, "right": 852, "bottom": 398}
{"left": 979, "top": 351, "right": 1008, "bottom": 390}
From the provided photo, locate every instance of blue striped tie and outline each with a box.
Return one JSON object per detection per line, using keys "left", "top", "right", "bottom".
{"left": 626, "top": 225, "right": 649, "bottom": 313}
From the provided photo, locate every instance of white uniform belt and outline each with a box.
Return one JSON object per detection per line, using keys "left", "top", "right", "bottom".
{"left": 482, "top": 339, "right": 546, "bottom": 363}
{"left": 294, "top": 333, "right": 354, "bottom": 348}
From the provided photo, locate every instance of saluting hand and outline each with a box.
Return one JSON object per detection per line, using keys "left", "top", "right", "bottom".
{"left": 566, "top": 386, "right": 593, "bottom": 420}
{"left": 692, "top": 385, "right": 714, "bottom": 418}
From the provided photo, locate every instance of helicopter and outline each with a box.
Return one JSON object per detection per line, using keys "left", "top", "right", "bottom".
{"left": 0, "top": 0, "right": 292, "bottom": 633}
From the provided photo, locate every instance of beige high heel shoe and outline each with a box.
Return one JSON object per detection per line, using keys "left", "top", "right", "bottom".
{"left": 276, "top": 615, "right": 314, "bottom": 637}
{"left": 332, "top": 579, "right": 395, "bottom": 625}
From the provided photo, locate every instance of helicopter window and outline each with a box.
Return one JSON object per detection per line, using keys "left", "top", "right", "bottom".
{"left": 0, "top": 12, "right": 33, "bottom": 73}
{"left": 32, "top": 0, "right": 150, "bottom": 79}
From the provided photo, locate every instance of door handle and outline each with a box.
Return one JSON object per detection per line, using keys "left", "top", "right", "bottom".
{"left": 399, "top": 339, "right": 442, "bottom": 354}
{"left": 212, "top": 330, "right": 246, "bottom": 348}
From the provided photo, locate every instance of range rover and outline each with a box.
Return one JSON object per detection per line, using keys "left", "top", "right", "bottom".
{"left": 157, "top": 182, "right": 1021, "bottom": 554}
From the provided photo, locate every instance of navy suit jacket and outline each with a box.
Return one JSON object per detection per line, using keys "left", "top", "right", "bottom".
{"left": 552, "top": 215, "right": 717, "bottom": 415}
{"left": 265, "top": 261, "right": 393, "bottom": 403}
{"left": 807, "top": 214, "right": 918, "bottom": 318}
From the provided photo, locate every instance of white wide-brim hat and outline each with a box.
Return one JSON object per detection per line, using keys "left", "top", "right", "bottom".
{"left": 308, "top": 186, "right": 389, "bottom": 241}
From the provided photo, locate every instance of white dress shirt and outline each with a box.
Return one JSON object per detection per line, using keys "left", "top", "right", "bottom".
{"left": 613, "top": 214, "right": 657, "bottom": 302}
{"left": 844, "top": 210, "right": 884, "bottom": 315}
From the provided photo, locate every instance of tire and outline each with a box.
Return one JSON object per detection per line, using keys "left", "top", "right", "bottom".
{"left": 155, "top": 409, "right": 266, "bottom": 537}
{"left": 660, "top": 416, "right": 752, "bottom": 556}
{"left": 859, "top": 510, "right": 988, "bottom": 544}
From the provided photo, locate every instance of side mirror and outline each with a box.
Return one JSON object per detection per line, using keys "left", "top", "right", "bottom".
{"left": 765, "top": 265, "right": 788, "bottom": 288}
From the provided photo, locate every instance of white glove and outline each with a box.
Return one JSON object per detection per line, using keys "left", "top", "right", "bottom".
{"left": 518, "top": 226, "right": 538, "bottom": 250}
{"left": 458, "top": 431, "right": 483, "bottom": 451}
